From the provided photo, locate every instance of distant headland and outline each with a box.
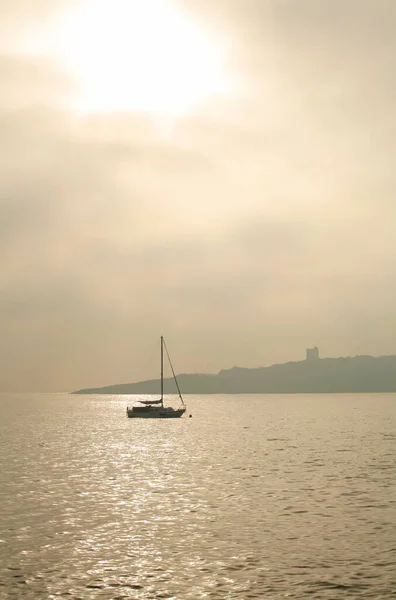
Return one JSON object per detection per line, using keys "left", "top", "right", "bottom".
{"left": 73, "top": 348, "right": 396, "bottom": 394}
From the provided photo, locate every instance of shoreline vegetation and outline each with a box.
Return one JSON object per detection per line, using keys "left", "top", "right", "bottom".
{"left": 73, "top": 354, "right": 396, "bottom": 394}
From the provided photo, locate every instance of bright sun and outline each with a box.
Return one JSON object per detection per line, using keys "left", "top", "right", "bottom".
{"left": 49, "top": 0, "right": 231, "bottom": 115}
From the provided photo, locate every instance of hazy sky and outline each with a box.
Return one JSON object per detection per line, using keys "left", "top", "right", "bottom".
{"left": 1, "top": 0, "right": 395, "bottom": 392}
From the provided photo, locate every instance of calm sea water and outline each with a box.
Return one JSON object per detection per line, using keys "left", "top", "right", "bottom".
{"left": 0, "top": 393, "right": 395, "bottom": 600}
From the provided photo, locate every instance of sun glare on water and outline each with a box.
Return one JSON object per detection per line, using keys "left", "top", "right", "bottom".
{"left": 49, "top": 0, "right": 231, "bottom": 115}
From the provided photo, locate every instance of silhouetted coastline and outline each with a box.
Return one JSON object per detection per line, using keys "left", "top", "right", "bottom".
{"left": 73, "top": 354, "right": 396, "bottom": 394}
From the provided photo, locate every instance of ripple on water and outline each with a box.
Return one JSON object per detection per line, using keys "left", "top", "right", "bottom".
{"left": 0, "top": 393, "right": 395, "bottom": 599}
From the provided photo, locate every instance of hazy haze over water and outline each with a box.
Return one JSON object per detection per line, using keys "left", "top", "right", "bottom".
{"left": 1, "top": 0, "right": 396, "bottom": 392}
{"left": 0, "top": 392, "right": 395, "bottom": 599}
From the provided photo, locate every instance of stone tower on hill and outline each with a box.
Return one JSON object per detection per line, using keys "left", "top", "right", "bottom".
{"left": 306, "top": 346, "right": 320, "bottom": 362}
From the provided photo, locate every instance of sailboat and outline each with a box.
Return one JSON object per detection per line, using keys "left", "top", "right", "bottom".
{"left": 126, "top": 336, "right": 186, "bottom": 418}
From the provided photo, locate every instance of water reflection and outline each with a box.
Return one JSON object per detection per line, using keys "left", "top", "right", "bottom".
{"left": 0, "top": 393, "right": 395, "bottom": 599}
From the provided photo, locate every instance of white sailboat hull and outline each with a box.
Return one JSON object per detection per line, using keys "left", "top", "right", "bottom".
{"left": 127, "top": 407, "right": 186, "bottom": 419}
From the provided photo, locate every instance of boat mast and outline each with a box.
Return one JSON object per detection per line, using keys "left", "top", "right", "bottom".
{"left": 163, "top": 337, "right": 185, "bottom": 407}
{"left": 160, "top": 335, "right": 164, "bottom": 406}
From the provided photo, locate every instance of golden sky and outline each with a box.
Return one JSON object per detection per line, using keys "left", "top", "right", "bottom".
{"left": 1, "top": 0, "right": 395, "bottom": 391}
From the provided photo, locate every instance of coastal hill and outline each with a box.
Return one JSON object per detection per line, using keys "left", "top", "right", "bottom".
{"left": 73, "top": 350, "right": 396, "bottom": 394}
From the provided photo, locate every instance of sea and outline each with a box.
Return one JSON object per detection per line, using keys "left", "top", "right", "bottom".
{"left": 0, "top": 392, "right": 395, "bottom": 600}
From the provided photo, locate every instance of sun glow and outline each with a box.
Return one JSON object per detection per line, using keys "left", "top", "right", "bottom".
{"left": 50, "top": 0, "right": 231, "bottom": 115}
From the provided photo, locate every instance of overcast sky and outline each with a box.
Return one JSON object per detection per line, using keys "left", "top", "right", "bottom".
{"left": 1, "top": 0, "right": 395, "bottom": 392}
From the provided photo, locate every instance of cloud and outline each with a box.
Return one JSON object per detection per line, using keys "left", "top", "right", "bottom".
{"left": 0, "top": 0, "right": 395, "bottom": 390}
